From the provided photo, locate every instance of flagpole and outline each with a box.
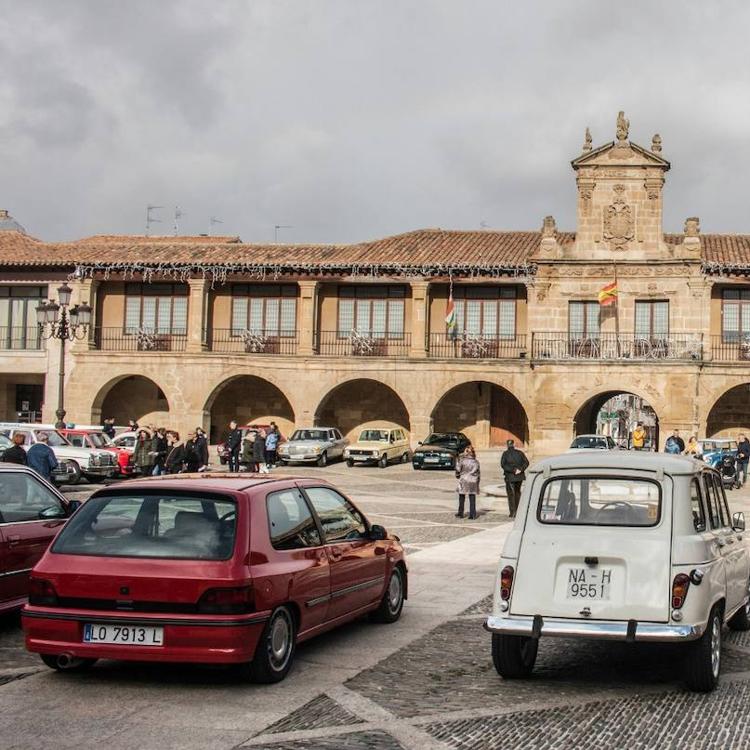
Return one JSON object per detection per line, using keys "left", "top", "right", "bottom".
{"left": 613, "top": 259, "right": 619, "bottom": 345}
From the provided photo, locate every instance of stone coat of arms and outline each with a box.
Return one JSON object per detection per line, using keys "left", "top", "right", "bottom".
{"left": 603, "top": 184, "right": 634, "bottom": 250}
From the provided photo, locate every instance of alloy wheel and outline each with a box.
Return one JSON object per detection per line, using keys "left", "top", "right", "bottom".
{"left": 387, "top": 570, "right": 403, "bottom": 614}
{"left": 710, "top": 614, "right": 721, "bottom": 679}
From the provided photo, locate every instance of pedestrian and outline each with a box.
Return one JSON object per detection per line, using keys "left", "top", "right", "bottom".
{"left": 102, "top": 418, "right": 116, "bottom": 440}
{"left": 183, "top": 432, "right": 201, "bottom": 473}
{"left": 265, "top": 425, "right": 280, "bottom": 469}
{"left": 133, "top": 429, "right": 154, "bottom": 476}
{"left": 151, "top": 428, "right": 168, "bottom": 476}
{"left": 194, "top": 427, "right": 209, "bottom": 471}
{"left": 685, "top": 435, "right": 702, "bottom": 459}
{"left": 27, "top": 432, "right": 58, "bottom": 481}
{"left": 665, "top": 429, "right": 685, "bottom": 455}
{"left": 455, "top": 445, "right": 480, "bottom": 519}
{"left": 501, "top": 439, "right": 529, "bottom": 518}
{"left": 226, "top": 420, "right": 242, "bottom": 473}
{"left": 737, "top": 434, "right": 750, "bottom": 486}
{"left": 241, "top": 434, "right": 255, "bottom": 471}
{"left": 128, "top": 419, "right": 139, "bottom": 433}
{"left": 631, "top": 422, "right": 646, "bottom": 451}
{"left": 2, "top": 433, "right": 28, "bottom": 465}
{"left": 165, "top": 431, "right": 186, "bottom": 474}
{"left": 254, "top": 429, "right": 268, "bottom": 473}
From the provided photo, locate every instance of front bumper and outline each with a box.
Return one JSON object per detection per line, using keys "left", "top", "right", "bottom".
{"left": 84, "top": 465, "right": 117, "bottom": 476}
{"left": 281, "top": 453, "right": 321, "bottom": 462}
{"left": 413, "top": 454, "right": 454, "bottom": 468}
{"left": 346, "top": 454, "right": 379, "bottom": 465}
{"left": 484, "top": 615, "right": 705, "bottom": 642}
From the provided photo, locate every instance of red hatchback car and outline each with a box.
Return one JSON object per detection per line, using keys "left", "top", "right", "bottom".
{"left": 22, "top": 474, "right": 407, "bottom": 682}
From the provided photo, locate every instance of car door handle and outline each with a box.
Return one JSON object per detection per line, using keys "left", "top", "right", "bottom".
{"left": 329, "top": 547, "right": 343, "bottom": 560}
{"left": 7, "top": 534, "right": 21, "bottom": 546}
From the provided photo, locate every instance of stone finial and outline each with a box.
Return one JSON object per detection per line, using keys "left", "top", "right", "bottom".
{"left": 651, "top": 133, "right": 662, "bottom": 153}
{"left": 684, "top": 217, "right": 700, "bottom": 238}
{"left": 541, "top": 215, "right": 557, "bottom": 238}
{"left": 582, "top": 127, "right": 592, "bottom": 153}
{"left": 616, "top": 110, "right": 629, "bottom": 143}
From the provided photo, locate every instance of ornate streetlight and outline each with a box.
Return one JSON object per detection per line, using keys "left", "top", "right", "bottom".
{"left": 36, "top": 282, "right": 92, "bottom": 429}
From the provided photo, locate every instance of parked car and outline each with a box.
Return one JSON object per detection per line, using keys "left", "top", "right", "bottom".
{"left": 485, "top": 451, "right": 750, "bottom": 692}
{"left": 216, "top": 424, "right": 272, "bottom": 465}
{"left": 22, "top": 474, "right": 407, "bottom": 682}
{"left": 568, "top": 434, "right": 619, "bottom": 451}
{"left": 0, "top": 463, "right": 81, "bottom": 614}
{"left": 344, "top": 428, "right": 410, "bottom": 468}
{"left": 698, "top": 439, "right": 738, "bottom": 469}
{"left": 111, "top": 431, "right": 138, "bottom": 452}
{"left": 0, "top": 423, "right": 117, "bottom": 485}
{"left": 412, "top": 432, "right": 471, "bottom": 470}
{"left": 59, "top": 428, "right": 134, "bottom": 477}
{"left": 277, "top": 428, "right": 348, "bottom": 466}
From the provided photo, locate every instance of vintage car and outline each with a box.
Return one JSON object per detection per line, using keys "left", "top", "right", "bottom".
{"left": 277, "top": 427, "right": 348, "bottom": 466}
{"left": 412, "top": 432, "right": 471, "bottom": 470}
{"left": 485, "top": 451, "right": 750, "bottom": 692}
{"left": 22, "top": 474, "right": 406, "bottom": 682}
{"left": 344, "top": 428, "right": 410, "bottom": 468}
{"left": 59, "top": 428, "right": 134, "bottom": 477}
{"left": 0, "top": 463, "right": 81, "bottom": 614}
{"left": 0, "top": 423, "right": 117, "bottom": 485}
{"left": 698, "top": 438, "right": 737, "bottom": 468}
{"left": 568, "top": 434, "right": 619, "bottom": 451}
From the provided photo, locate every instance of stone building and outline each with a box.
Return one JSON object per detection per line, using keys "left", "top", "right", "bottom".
{"left": 1, "top": 112, "right": 750, "bottom": 458}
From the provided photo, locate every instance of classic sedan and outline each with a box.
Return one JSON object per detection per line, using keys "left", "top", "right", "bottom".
{"left": 0, "top": 463, "right": 80, "bottom": 614}
{"left": 412, "top": 432, "right": 471, "bottom": 470}
{"left": 22, "top": 474, "right": 407, "bottom": 683}
{"left": 277, "top": 428, "right": 348, "bottom": 467}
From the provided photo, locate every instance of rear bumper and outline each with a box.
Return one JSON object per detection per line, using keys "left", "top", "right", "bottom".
{"left": 22, "top": 606, "right": 270, "bottom": 664}
{"left": 484, "top": 615, "right": 704, "bottom": 642}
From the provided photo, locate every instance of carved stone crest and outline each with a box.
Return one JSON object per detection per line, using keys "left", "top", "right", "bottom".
{"left": 603, "top": 184, "right": 634, "bottom": 250}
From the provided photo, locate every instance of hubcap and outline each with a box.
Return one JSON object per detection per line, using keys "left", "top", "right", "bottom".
{"left": 745, "top": 580, "right": 750, "bottom": 617}
{"left": 388, "top": 571, "right": 402, "bottom": 612}
{"left": 711, "top": 615, "right": 721, "bottom": 678}
{"left": 268, "top": 611, "right": 292, "bottom": 670}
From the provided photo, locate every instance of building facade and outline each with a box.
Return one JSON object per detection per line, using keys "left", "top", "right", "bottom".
{"left": 2, "top": 113, "right": 750, "bottom": 458}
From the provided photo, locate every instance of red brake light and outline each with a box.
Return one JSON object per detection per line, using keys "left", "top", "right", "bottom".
{"left": 672, "top": 573, "right": 691, "bottom": 609}
{"left": 500, "top": 565, "right": 514, "bottom": 601}
{"left": 28, "top": 577, "right": 58, "bottom": 606}
{"left": 197, "top": 585, "right": 255, "bottom": 614}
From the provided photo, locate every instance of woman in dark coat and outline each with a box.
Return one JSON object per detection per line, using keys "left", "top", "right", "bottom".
{"left": 194, "top": 427, "right": 209, "bottom": 470}
{"left": 165, "top": 432, "right": 186, "bottom": 474}
{"left": 455, "top": 445, "right": 480, "bottom": 520}
{"left": 253, "top": 430, "right": 267, "bottom": 473}
{"left": 133, "top": 430, "right": 154, "bottom": 476}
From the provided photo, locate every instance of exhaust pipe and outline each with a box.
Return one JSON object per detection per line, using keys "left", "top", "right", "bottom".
{"left": 56, "top": 653, "right": 87, "bottom": 670}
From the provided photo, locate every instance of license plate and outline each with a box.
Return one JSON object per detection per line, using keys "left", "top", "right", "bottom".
{"left": 83, "top": 623, "right": 164, "bottom": 646}
{"left": 353, "top": 455, "right": 369, "bottom": 461}
{"left": 424, "top": 457, "right": 440, "bottom": 463}
{"left": 566, "top": 568, "right": 611, "bottom": 600}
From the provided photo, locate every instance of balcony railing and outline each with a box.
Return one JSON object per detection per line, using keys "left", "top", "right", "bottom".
{"left": 316, "top": 330, "right": 412, "bottom": 357}
{"left": 532, "top": 333, "right": 704, "bottom": 361}
{"left": 209, "top": 328, "right": 298, "bottom": 355}
{"left": 94, "top": 327, "right": 187, "bottom": 352}
{"left": 711, "top": 336, "right": 750, "bottom": 362}
{"left": 0, "top": 326, "right": 43, "bottom": 350}
{"left": 428, "top": 333, "right": 527, "bottom": 359}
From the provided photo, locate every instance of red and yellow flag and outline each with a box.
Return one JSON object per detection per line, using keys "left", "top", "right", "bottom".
{"left": 598, "top": 281, "right": 618, "bottom": 306}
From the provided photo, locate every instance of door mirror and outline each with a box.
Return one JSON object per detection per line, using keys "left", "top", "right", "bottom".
{"left": 39, "top": 505, "right": 67, "bottom": 520}
{"left": 733, "top": 511, "right": 746, "bottom": 532}
{"left": 66, "top": 499, "right": 83, "bottom": 516}
{"left": 370, "top": 524, "right": 387, "bottom": 541}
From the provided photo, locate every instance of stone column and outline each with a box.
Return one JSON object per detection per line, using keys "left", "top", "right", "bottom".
{"left": 73, "top": 277, "right": 100, "bottom": 351}
{"left": 297, "top": 280, "right": 319, "bottom": 356}
{"left": 409, "top": 280, "right": 430, "bottom": 357}
{"left": 186, "top": 278, "right": 209, "bottom": 353}
{"left": 409, "top": 413, "right": 432, "bottom": 447}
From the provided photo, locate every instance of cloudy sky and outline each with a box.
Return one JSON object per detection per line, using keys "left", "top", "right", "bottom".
{"left": 1, "top": 1, "right": 749, "bottom": 243}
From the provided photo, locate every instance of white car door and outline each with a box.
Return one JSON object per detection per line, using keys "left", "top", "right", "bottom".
{"left": 715, "top": 474, "right": 748, "bottom": 610}
{"left": 703, "top": 472, "right": 735, "bottom": 610}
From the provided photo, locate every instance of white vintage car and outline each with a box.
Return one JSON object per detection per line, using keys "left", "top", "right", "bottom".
{"left": 486, "top": 451, "right": 750, "bottom": 692}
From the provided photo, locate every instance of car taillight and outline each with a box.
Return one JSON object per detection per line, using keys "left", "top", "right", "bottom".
{"left": 197, "top": 585, "right": 255, "bottom": 614}
{"left": 672, "top": 573, "right": 691, "bottom": 609}
{"left": 28, "top": 577, "right": 58, "bottom": 606}
{"left": 500, "top": 565, "right": 514, "bottom": 601}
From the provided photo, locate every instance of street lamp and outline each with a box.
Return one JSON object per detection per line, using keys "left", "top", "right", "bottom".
{"left": 36, "top": 283, "right": 92, "bottom": 429}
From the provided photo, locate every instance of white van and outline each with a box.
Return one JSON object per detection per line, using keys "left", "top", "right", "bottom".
{"left": 486, "top": 451, "right": 750, "bottom": 692}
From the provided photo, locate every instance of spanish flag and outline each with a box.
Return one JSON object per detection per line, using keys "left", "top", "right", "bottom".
{"left": 598, "top": 281, "right": 618, "bottom": 306}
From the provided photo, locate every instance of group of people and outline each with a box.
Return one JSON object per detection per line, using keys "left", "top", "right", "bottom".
{"left": 225, "top": 420, "right": 282, "bottom": 473}
{"left": 454, "top": 439, "right": 529, "bottom": 520}
{"left": 127, "top": 425, "right": 210, "bottom": 475}
{"left": 0, "top": 431, "right": 58, "bottom": 481}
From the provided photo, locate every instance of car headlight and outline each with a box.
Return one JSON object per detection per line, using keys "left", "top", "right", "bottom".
{"left": 312, "top": 446, "right": 321, "bottom": 454}
{"left": 372, "top": 450, "right": 379, "bottom": 458}
{"left": 278, "top": 444, "right": 289, "bottom": 453}
{"left": 344, "top": 448, "right": 350, "bottom": 456}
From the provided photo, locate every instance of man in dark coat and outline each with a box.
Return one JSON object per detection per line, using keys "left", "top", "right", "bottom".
{"left": 226, "top": 420, "right": 242, "bottom": 472}
{"left": 27, "top": 432, "right": 58, "bottom": 481}
{"left": 2, "top": 433, "right": 28, "bottom": 465}
{"left": 151, "top": 428, "right": 168, "bottom": 476}
{"left": 501, "top": 439, "right": 529, "bottom": 518}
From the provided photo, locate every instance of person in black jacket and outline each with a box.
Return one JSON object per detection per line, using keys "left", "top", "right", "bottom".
{"left": 151, "top": 428, "right": 168, "bottom": 476}
{"left": 183, "top": 433, "right": 201, "bottom": 473}
{"left": 2, "top": 433, "right": 28, "bottom": 465}
{"left": 253, "top": 429, "right": 267, "bottom": 473}
{"left": 194, "top": 427, "right": 209, "bottom": 471}
{"left": 226, "top": 420, "right": 242, "bottom": 472}
{"left": 501, "top": 439, "right": 529, "bottom": 518}
{"left": 165, "top": 432, "right": 186, "bottom": 474}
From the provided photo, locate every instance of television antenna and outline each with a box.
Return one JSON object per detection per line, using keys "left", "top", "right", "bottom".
{"left": 274, "top": 224, "right": 293, "bottom": 242}
{"left": 145, "top": 205, "right": 163, "bottom": 236}
{"left": 208, "top": 216, "right": 223, "bottom": 236}
{"left": 173, "top": 206, "right": 185, "bottom": 236}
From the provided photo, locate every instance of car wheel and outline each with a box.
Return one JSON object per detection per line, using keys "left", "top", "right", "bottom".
{"left": 66, "top": 461, "right": 82, "bottom": 486}
{"left": 412, "top": 463, "right": 420, "bottom": 470}
{"left": 370, "top": 566, "right": 405, "bottom": 623}
{"left": 400, "top": 452, "right": 409, "bottom": 464}
{"left": 346, "top": 458, "right": 354, "bottom": 468}
{"left": 379, "top": 454, "right": 388, "bottom": 468}
{"left": 491, "top": 633, "right": 538, "bottom": 679}
{"left": 317, "top": 451, "right": 328, "bottom": 467}
{"left": 247, "top": 606, "right": 296, "bottom": 684}
{"left": 729, "top": 580, "right": 750, "bottom": 631}
{"left": 685, "top": 604, "right": 722, "bottom": 692}
{"left": 40, "top": 654, "right": 97, "bottom": 672}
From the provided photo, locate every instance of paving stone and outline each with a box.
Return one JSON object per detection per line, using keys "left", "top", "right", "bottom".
{"left": 345, "top": 618, "right": 750, "bottom": 718}
{"left": 262, "top": 694, "right": 364, "bottom": 734}
{"left": 460, "top": 594, "right": 494, "bottom": 616}
{"left": 0, "top": 672, "right": 35, "bottom": 687}
{"left": 425, "top": 681, "right": 750, "bottom": 749}
{"left": 724, "top": 628, "right": 750, "bottom": 650}
{"left": 252, "top": 729, "right": 405, "bottom": 749}
{"left": 384, "top": 525, "right": 483, "bottom": 545}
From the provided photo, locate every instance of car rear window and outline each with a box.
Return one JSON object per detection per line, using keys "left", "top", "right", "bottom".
{"left": 52, "top": 493, "right": 237, "bottom": 560}
{"left": 538, "top": 477, "right": 661, "bottom": 527}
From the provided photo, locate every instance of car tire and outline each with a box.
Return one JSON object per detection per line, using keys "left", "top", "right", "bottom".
{"left": 729, "top": 581, "right": 750, "bottom": 631}
{"left": 317, "top": 451, "right": 328, "bottom": 467}
{"left": 40, "top": 654, "right": 97, "bottom": 672}
{"left": 83, "top": 474, "right": 106, "bottom": 484}
{"left": 400, "top": 452, "right": 409, "bottom": 464}
{"left": 66, "top": 461, "right": 82, "bottom": 486}
{"left": 379, "top": 454, "right": 388, "bottom": 468}
{"left": 346, "top": 458, "right": 354, "bottom": 468}
{"left": 491, "top": 633, "right": 538, "bottom": 679}
{"left": 247, "top": 606, "right": 296, "bottom": 684}
{"left": 412, "top": 463, "right": 420, "bottom": 470}
{"left": 685, "top": 604, "right": 722, "bottom": 692}
{"left": 370, "top": 566, "right": 405, "bottom": 624}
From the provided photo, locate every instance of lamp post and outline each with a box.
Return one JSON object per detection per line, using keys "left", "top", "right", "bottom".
{"left": 36, "top": 283, "right": 92, "bottom": 429}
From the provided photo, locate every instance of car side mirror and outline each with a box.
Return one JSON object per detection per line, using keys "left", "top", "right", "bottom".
{"left": 370, "top": 524, "right": 387, "bottom": 541}
{"left": 733, "top": 511, "right": 746, "bottom": 532}
{"left": 418, "top": 441, "right": 422, "bottom": 445}
{"left": 39, "top": 505, "right": 67, "bottom": 520}
{"left": 66, "top": 499, "right": 82, "bottom": 516}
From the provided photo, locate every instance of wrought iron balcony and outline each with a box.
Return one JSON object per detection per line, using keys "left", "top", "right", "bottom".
{"left": 0, "top": 326, "right": 43, "bottom": 350}
{"left": 532, "top": 333, "right": 703, "bottom": 361}
{"left": 711, "top": 335, "right": 750, "bottom": 362}
{"left": 94, "top": 327, "right": 187, "bottom": 352}
{"left": 428, "top": 333, "right": 527, "bottom": 359}
{"left": 316, "top": 330, "right": 412, "bottom": 357}
{"left": 209, "top": 328, "right": 298, "bottom": 355}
